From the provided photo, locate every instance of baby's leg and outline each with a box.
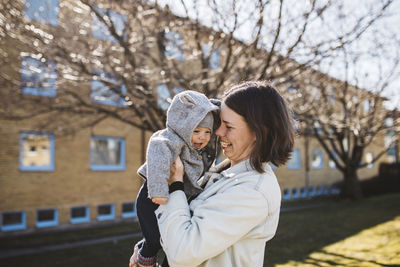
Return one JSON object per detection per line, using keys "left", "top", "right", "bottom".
{"left": 136, "top": 181, "right": 162, "bottom": 258}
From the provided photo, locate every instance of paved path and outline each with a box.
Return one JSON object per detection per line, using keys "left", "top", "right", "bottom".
{"left": 0, "top": 202, "right": 327, "bottom": 259}
{"left": 0, "top": 232, "right": 141, "bottom": 259}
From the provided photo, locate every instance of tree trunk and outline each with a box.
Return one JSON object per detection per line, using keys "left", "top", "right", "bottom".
{"left": 341, "top": 167, "right": 363, "bottom": 200}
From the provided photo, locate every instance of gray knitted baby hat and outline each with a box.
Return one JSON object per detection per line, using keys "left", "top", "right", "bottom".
{"left": 197, "top": 112, "right": 214, "bottom": 131}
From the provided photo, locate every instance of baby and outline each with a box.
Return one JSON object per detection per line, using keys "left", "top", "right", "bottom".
{"left": 135, "top": 90, "right": 219, "bottom": 266}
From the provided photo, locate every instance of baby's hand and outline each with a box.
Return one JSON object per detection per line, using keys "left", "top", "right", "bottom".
{"left": 152, "top": 197, "right": 168, "bottom": 205}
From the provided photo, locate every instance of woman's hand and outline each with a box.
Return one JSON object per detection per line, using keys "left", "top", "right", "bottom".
{"left": 152, "top": 197, "right": 168, "bottom": 205}
{"left": 169, "top": 156, "right": 184, "bottom": 184}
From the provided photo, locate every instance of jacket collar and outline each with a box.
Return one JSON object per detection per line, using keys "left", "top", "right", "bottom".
{"left": 220, "top": 158, "right": 253, "bottom": 178}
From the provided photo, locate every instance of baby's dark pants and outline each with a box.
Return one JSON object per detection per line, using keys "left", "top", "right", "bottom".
{"left": 136, "top": 181, "right": 162, "bottom": 258}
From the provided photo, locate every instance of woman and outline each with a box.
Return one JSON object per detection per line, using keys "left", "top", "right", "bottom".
{"left": 130, "top": 81, "right": 295, "bottom": 267}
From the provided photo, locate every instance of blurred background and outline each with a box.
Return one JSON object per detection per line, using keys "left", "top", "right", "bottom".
{"left": 0, "top": 0, "right": 399, "bottom": 266}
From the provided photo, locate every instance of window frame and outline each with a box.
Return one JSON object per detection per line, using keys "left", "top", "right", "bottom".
{"left": 311, "top": 149, "right": 324, "bottom": 169}
{"left": 121, "top": 202, "right": 137, "bottom": 218}
{"left": 36, "top": 208, "right": 58, "bottom": 228}
{"left": 19, "top": 131, "right": 55, "bottom": 172}
{"left": 287, "top": 148, "right": 301, "bottom": 169}
{"left": 164, "top": 30, "right": 185, "bottom": 61}
{"left": 70, "top": 206, "right": 90, "bottom": 224}
{"left": 24, "top": 0, "right": 59, "bottom": 26}
{"left": 90, "top": 136, "right": 126, "bottom": 171}
{"left": 1, "top": 211, "right": 26, "bottom": 232}
{"left": 21, "top": 55, "right": 57, "bottom": 97}
{"left": 91, "top": 70, "right": 127, "bottom": 107}
{"left": 97, "top": 204, "right": 115, "bottom": 221}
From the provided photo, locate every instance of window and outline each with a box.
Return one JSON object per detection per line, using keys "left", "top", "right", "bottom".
{"left": 20, "top": 132, "right": 55, "bottom": 171}
{"left": 331, "top": 186, "right": 341, "bottom": 195}
{"left": 300, "top": 187, "right": 307, "bottom": 198}
{"left": 363, "top": 100, "right": 370, "bottom": 113}
{"left": 202, "top": 43, "right": 220, "bottom": 69}
{"left": 316, "top": 185, "right": 323, "bottom": 195}
{"left": 90, "top": 136, "right": 125, "bottom": 171}
{"left": 92, "top": 7, "right": 126, "bottom": 43}
{"left": 91, "top": 71, "right": 127, "bottom": 107}
{"left": 70, "top": 206, "right": 90, "bottom": 224}
{"left": 323, "top": 185, "right": 330, "bottom": 195}
{"left": 36, "top": 208, "right": 58, "bottom": 228}
{"left": 24, "top": 0, "right": 59, "bottom": 26}
{"left": 365, "top": 152, "right": 374, "bottom": 168}
{"left": 329, "top": 152, "right": 337, "bottom": 169}
{"left": 121, "top": 202, "right": 136, "bottom": 218}
{"left": 291, "top": 188, "right": 300, "bottom": 199}
{"left": 287, "top": 148, "right": 301, "bottom": 169}
{"left": 97, "top": 204, "right": 115, "bottom": 221}
{"left": 311, "top": 149, "right": 323, "bottom": 169}
{"left": 21, "top": 55, "right": 57, "bottom": 97}
{"left": 282, "top": 189, "right": 291, "bottom": 201}
{"left": 164, "top": 30, "right": 184, "bottom": 61}
{"left": 1, "top": 211, "right": 26, "bottom": 232}
{"left": 308, "top": 186, "right": 316, "bottom": 197}
{"left": 157, "top": 84, "right": 184, "bottom": 111}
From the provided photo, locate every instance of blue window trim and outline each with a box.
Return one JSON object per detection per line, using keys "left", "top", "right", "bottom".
{"left": 291, "top": 187, "right": 300, "bottom": 199}
{"left": 21, "top": 55, "right": 57, "bottom": 97}
{"left": 91, "top": 70, "right": 127, "bottom": 107}
{"left": 90, "top": 136, "right": 126, "bottom": 171}
{"left": 329, "top": 152, "right": 337, "bottom": 169}
{"left": 288, "top": 148, "right": 301, "bottom": 169}
{"left": 24, "top": 0, "right": 59, "bottom": 26}
{"left": 300, "top": 187, "right": 308, "bottom": 198}
{"left": 70, "top": 206, "right": 90, "bottom": 224}
{"left": 1, "top": 211, "right": 26, "bottom": 232}
{"left": 97, "top": 204, "right": 115, "bottom": 221}
{"left": 36, "top": 208, "right": 58, "bottom": 228}
{"left": 308, "top": 186, "right": 316, "bottom": 197}
{"left": 365, "top": 152, "right": 375, "bottom": 168}
{"left": 164, "top": 31, "right": 184, "bottom": 61}
{"left": 311, "top": 149, "right": 324, "bottom": 169}
{"left": 282, "top": 189, "right": 291, "bottom": 201}
{"left": 121, "top": 202, "right": 137, "bottom": 218}
{"left": 19, "top": 131, "right": 55, "bottom": 172}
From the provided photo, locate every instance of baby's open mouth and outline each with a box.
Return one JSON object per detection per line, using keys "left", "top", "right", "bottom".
{"left": 193, "top": 143, "right": 203, "bottom": 149}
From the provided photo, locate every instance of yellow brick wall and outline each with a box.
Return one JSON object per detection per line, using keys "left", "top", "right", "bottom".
{"left": 0, "top": 118, "right": 150, "bottom": 228}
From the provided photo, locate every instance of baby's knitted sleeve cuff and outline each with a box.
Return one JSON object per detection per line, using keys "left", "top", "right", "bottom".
{"left": 169, "top": 181, "right": 184, "bottom": 193}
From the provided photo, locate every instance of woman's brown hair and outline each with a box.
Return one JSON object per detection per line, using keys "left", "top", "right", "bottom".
{"left": 222, "top": 81, "right": 295, "bottom": 173}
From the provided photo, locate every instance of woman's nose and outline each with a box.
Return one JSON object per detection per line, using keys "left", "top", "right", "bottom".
{"left": 215, "top": 125, "right": 223, "bottom": 137}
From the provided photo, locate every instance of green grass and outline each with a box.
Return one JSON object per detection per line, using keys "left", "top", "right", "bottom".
{"left": 0, "top": 193, "right": 399, "bottom": 267}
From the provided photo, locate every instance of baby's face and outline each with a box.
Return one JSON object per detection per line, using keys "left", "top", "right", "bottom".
{"left": 191, "top": 127, "right": 211, "bottom": 150}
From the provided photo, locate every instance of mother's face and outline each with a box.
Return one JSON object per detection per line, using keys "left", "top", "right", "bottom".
{"left": 215, "top": 103, "right": 256, "bottom": 166}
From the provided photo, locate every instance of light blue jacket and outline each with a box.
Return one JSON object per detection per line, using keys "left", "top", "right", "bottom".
{"left": 155, "top": 159, "right": 281, "bottom": 267}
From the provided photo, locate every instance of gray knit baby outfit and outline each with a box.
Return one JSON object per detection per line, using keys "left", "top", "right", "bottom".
{"left": 137, "top": 90, "right": 220, "bottom": 199}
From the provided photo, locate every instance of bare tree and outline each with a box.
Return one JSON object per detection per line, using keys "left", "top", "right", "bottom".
{"left": 1, "top": 0, "right": 398, "bottom": 198}
{"left": 293, "top": 36, "right": 400, "bottom": 199}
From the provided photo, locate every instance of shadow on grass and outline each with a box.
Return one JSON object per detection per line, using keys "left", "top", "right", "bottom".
{"left": 264, "top": 193, "right": 400, "bottom": 267}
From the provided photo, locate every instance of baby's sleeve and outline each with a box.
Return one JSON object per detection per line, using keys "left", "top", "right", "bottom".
{"left": 146, "top": 137, "right": 177, "bottom": 198}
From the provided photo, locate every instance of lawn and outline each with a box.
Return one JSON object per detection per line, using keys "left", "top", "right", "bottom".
{"left": 0, "top": 193, "right": 399, "bottom": 267}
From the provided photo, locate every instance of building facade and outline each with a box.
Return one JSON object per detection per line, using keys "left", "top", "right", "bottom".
{"left": 0, "top": 0, "right": 397, "bottom": 234}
